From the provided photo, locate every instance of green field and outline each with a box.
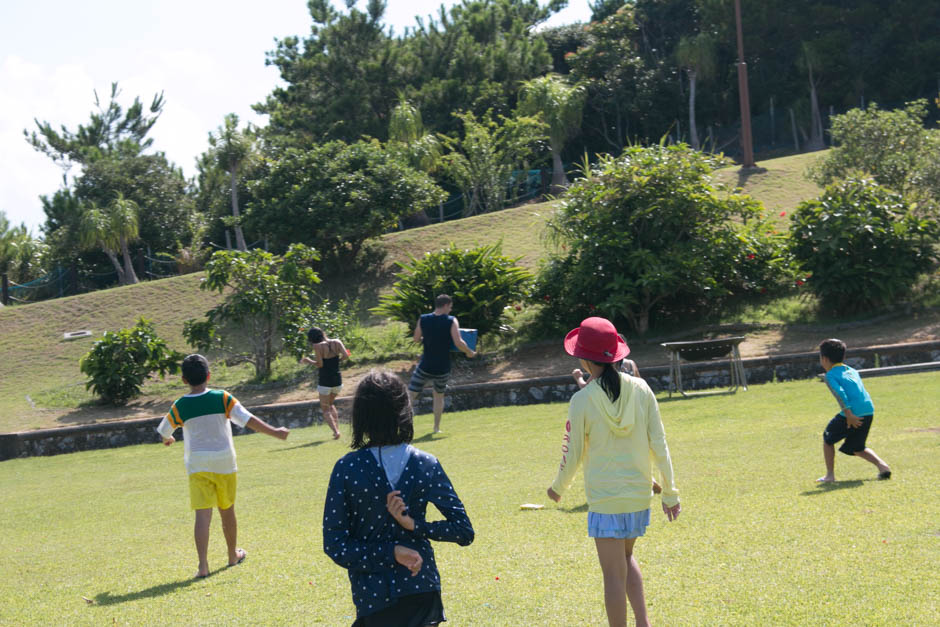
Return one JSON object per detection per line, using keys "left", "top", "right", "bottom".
{"left": 1, "top": 373, "right": 936, "bottom": 625}
{"left": 0, "top": 150, "right": 832, "bottom": 430}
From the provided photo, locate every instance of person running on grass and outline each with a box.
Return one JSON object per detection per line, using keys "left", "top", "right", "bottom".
{"left": 408, "top": 294, "right": 476, "bottom": 434}
{"left": 301, "top": 327, "right": 349, "bottom": 440}
{"left": 816, "top": 338, "right": 892, "bottom": 483}
{"left": 547, "top": 317, "right": 680, "bottom": 627}
{"left": 323, "top": 369, "right": 474, "bottom": 626}
{"left": 157, "top": 354, "right": 289, "bottom": 579}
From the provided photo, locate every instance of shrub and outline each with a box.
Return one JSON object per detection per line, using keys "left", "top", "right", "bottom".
{"left": 789, "top": 177, "right": 939, "bottom": 315}
{"left": 534, "top": 144, "right": 797, "bottom": 335}
{"left": 372, "top": 242, "right": 533, "bottom": 339}
{"left": 79, "top": 318, "right": 182, "bottom": 405}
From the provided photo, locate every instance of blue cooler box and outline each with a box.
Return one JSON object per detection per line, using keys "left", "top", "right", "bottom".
{"left": 451, "top": 328, "right": 478, "bottom": 352}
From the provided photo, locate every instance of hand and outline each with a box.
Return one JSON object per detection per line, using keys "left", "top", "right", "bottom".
{"left": 273, "top": 427, "right": 290, "bottom": 440}
{"left": 466, "top": 349, "right": 477, "bottom": 358}
{"left": 571, "top": 368, "right": 583, "bottom": 380}
{"left": 163, "top": 436, "right": 175, "bottom": 446}
{"left": 845, "top": 413, "right": 862, "bottom": 428}
{"left": 394, "top": 545, "right": 422, "bottom": 576}
{"left": 386, "top": 491, "right": 415, "bottom": 531}
{"left": 546, "top": 487, "right": 561, "bottom": 503}
{"left": 662, "top": 501, "right": 681, "bottom": 522}
{"left": 652, "top": 479, "right": 662, "bottom": 495}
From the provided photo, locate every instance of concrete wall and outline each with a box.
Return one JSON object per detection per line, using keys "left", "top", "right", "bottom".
{"left": 2, "top": 340, "right": 937, "bottom": 461}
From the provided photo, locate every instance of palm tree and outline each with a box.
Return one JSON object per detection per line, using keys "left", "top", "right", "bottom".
{"left": 209, "top": 114, "right": 253, "bottom": 251}
{"left": 677, "top": 33, "right": 717, "bottom": 150}
{"left": 518, "top": 74, "right": 586, "bottom": 192}
{"left": 79, "top": 193, "right": 140, "bottom": 285}
{"left": 388, "top": 98, "right": 441, "bottom": 225}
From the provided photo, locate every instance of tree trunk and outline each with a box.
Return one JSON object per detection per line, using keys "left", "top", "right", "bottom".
{"left": 104, "top": 248, "right": 126, "bottom": 285}
{"left": 687, "top": 69, "right": 700, "bottom": 150}
{"left": 230, "top": 169, "right": 248, "bottom": 252}
{"left": 805, "top": 60, "right": 825, "bottom": 151}
{"left": 550, "top": 148, "right": 569, "bottom": 193}
{"left": 119, "top": 237, "right": 139, "bottom": 284}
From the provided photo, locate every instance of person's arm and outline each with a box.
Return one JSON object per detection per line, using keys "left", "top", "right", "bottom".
{"left": 450, "top": 318, "right": 475, "bottom": 357}
{"left": 246, "top": 415, "right": 290, "bottom": 440}
{"left": 572, "top": 368, "right": 587, "bottom": 389}
{"left": 156, "top": 408, "right": 180, "bottom": 446}
{"left": 396, "top": 461, "right": 474, "bottom": 546}
{"left": 646, "top": 389, "right": 680, "bottom": 519}
{"left": 335, "top": 339, "right": 350, "bottom": 361}
{"left": 548, "top": 398, "right": 586, "bottom": 501}
{"left": 627, "top": 359, "right": 641, "bottom": 378}
{"left": 323, "top": 460, "right": 400, "bottom": 574}
{"left": 226, "top": 395, "right": 289, "bottom": 440}
{"left": 413, "top": 317, "right": 423, "bottom": 344}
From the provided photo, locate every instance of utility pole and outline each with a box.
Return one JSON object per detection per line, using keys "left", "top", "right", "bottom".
{"left": 734, "top": 0, "right": 756, "bottom": 168}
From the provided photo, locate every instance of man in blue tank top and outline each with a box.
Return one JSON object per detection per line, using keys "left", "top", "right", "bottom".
{"left": 408, "top": 294, "right": 476, "bottom": 433}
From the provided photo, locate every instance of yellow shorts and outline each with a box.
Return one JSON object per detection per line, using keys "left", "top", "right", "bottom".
{"left": 189, "top": 472, "right": 237, "bottom": 510}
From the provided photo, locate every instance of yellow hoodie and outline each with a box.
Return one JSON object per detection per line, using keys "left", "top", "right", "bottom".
{"left": 551, "top": 373, "right": 679, "bottom": 514}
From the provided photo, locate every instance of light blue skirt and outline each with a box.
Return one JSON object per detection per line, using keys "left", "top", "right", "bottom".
{"left": 588, "top": 509, "right": 651, "bottom": 539}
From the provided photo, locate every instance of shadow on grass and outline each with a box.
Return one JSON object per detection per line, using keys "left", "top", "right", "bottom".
{"left": 274, "top": 439, "right": 328, "bottom": 452}
{"left": 93, "top": 571, "right": 221, "bottom": 605}
{"left": 799, "top": 479, "right": 866, "bottom": 496}
{"left": 413, "top": 433, "right": 446, "bottom": 443}
{"left": 563, "top": 503, "right": 589, "bottom": 513}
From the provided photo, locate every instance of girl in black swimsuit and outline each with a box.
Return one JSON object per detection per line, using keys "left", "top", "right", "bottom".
{"left": 302, "top": 327, "right": 349, "bottom": 439}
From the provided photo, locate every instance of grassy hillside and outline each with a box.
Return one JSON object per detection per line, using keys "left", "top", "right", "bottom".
{"left": 0, "top": 151, "right": 828, "bottom": 430}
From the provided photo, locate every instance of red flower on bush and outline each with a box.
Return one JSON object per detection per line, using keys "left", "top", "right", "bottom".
{"left": 795, "top": 279, "right": 804, "bottom": 287}
{"left": 780, "top": 211, "right": 786, "bottom": 217}
{"left": 747, "top": 254, "right": 756, "bottom": 260}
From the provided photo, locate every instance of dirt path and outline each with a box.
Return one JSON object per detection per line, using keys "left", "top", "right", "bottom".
{"left": 28, "top": 309, "right": 940, "bottom": 430}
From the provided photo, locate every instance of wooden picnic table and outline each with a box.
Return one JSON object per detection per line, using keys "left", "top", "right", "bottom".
{"left": 660, "top": 336, "right": 748, "bottom": 397}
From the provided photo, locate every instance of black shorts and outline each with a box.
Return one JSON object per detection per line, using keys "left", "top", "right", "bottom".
{"left": 352, "top": 591, "right": 444, "bottom": 627}
{"left": 823, "top": 413, "right": 874, "bottom": 455}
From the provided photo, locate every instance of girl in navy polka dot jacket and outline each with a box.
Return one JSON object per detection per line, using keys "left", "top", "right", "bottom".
{"left": 323, "top": 369, "right": 474, "bottom": 626}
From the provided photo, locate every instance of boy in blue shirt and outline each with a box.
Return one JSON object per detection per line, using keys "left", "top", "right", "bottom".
{"left": 816, "top": 338, "right": 892, "bottom": 483}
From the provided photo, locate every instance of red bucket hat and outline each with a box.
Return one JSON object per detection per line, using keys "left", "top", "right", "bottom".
{"left": 564, "top": 317, "right": 630, "bottom": 363}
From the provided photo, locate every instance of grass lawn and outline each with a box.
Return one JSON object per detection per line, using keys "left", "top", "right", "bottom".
{"left": 1, "top": 373, "right": 936, "bottom": 625}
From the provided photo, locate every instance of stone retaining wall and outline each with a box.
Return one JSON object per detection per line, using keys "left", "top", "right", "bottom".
{"left": 2, "top": 340, "right": 937, "bottom": 461}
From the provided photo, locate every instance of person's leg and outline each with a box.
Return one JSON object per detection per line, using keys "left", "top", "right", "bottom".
{"left": 623, "top": 538, "right": 649, "bottom": 627}
{"left": 194, "top": 508, "right": 213, "bottom": 577}
{"left": 218, "top": 505, "right": 245, "bottom": 565}
{"left": 431, "top": 390, "right": 445, "bottom": 433}
{"left": 818, "top": 442, "right": 836, "bottom": 482}
{"left": 854, "top": 448, "right": 890, "bottom": 474}
{"left": 321, "top": 392, "right": 340, "bottom": 438}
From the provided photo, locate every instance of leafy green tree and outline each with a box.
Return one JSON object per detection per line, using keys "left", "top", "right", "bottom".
{"left": 80, "top": 318, "right": 182, "bottom": 405}
{"left": 258, "top": 0, "right": 403, "bottom": 145}
{"left": 790, "top": 177, "right": 939, "bottom": 315}
{"left": 25, "top": 82, "right": 164, "bottom": 169}
{"left": 535, "top": 144, "right": 790, "bottom": 335}
{"left": 439, "top": 110, "right": 546, "bottom": 216}
{"left": 28, "top": 84, "right": 194, "bottom": 275}
{"left": 183, "top": 245, "right": 321, "bottom": 379}
{"left": 0, "top": 213, "right": 47, "bottom": 285}
{"left": 78, "top": 193, "right": 140, "bottom": 285}
{"left": 809, "top": 101, "right": 940, "bottom": 214}
{"left": 246, "top": 140, "right": 446, "bottom": 263}
{"left": 207, "top": 114, "right": 255, "bottom": 251}
{"left": 517, "top": 74, "right": 585, "bottom": 190}
{"left": 372, "top": 242, "right": 532, "bottom": 338}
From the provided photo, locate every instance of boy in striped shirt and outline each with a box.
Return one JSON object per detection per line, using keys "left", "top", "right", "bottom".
{"left": 157, "top": 354, "right": 289, "bottom": 579}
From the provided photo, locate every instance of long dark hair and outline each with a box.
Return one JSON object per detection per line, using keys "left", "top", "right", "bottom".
{"left": 589, "top": 360, "right": 621, "bottom": 403}
{"left": 351, "top": 370, "right": 414, "bottom": 449}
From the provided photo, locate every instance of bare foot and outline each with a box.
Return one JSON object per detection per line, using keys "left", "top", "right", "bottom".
{"left": 816, "top": 475, "right": 835, "bottom": 483}
{"left": 194, "top": 569, "right": 209, "bottom": 580}
{"left": 228, "top": 548, "right": 246, "bottom": 567}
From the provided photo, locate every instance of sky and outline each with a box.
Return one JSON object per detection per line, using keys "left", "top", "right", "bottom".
{"left": 0, "top": 0, "right": 591, "bottom": 235}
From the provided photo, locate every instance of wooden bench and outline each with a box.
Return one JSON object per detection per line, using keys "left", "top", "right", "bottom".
{"left": 661, "top": 337, "right": 748, "bottom": 397}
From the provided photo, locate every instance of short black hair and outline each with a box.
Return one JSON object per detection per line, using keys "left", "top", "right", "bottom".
{"left": 307, "top": 327, "right": 325, "bottom": 344}
{"left": 182, "top": 354, "right": 210, "bottom": 386}
{"left": 434, "top": 294, "right": 452, "bottom": 308}
{"left": 351, "top": 370, "right": 414, "bottom": 449}
{"left": 819, "top": 338, "right": 846, "bottom": 363}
